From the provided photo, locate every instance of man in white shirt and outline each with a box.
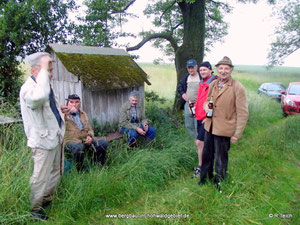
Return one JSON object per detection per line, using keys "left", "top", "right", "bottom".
{"left": 20, "top": 52, "right": 65, "bottom": 221}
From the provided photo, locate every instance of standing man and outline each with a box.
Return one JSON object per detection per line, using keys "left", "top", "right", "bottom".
{"left": 63, "top": 94, "right": 108, "bottom": 172}
{"left": 20, "top": 52, "right": 65, "bottom": 221}
{"left": 119, "top": 90, "right": 156, "bottom": 147}
{"left": 192, "top": 61, "right": 218, "bottom": 177}
{"left": 177, "top": 59, "right": 201, "bottom": 139}
{"left": 199, "top": 56, "right": 248, "bottom": 191}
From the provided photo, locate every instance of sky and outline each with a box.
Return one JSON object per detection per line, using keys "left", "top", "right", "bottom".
{"left": 75, "top": 0, "right": 299, "bottom": 67}
{"left": 120, "top": 0, "right": 299, "bottom": 67}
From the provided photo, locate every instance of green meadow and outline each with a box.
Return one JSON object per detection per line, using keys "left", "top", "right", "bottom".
{"left": 0, "top": 64, "right": 299, "bottom": 224}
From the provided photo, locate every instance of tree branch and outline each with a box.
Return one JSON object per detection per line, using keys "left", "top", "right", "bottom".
{"left": 209, "top": 0, "right": 229, "bottom": 7}
{"left": 126, "top": 32, "right": 178, "bottom": 52}
{"left": 159, "top": 0, "right": 176, "bottom": 24}
{"left": 205, "top": 7, "right": 213, "bottom": 20}
{"left": 171, "top": 22, "right": 183, "bottom": 32}
{"left": 111, "top": 0, "right": 136, "bottom": 14}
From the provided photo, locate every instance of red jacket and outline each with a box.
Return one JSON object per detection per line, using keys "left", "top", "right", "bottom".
{"left": 194, "top": 75, "right": 218, "bottom": 121}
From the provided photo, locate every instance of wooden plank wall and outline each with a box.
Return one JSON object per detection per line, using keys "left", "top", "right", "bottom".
{"left": 83, "top": 85, "right": 145, "bottom": 127}
{"left": 49, "top": 51, "right": 146, "bottom": 128}
{"left": 50, "top": 52, "right": 83, "bottom": 106}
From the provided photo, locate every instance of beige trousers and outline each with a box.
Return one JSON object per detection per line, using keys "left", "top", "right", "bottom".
{"left": 30, "top": 144, "right": 63, "bottom": 210}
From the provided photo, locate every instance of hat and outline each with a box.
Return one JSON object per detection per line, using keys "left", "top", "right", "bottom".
{"left": 66, "top": 94, "right": 80, "bottom": 100}
{"left": 215, "top": 56, "right": 234, "bottom": 67}
{"left": 186, "top": 59, "right": 197, "bottom": 67}
{"left": 25, "top": 52, "right": 51, "bottom": 67}
{"left": 199, "top": 61, "right": 212, "bottom": 70}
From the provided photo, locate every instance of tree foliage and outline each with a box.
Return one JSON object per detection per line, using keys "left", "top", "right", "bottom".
{"left": 268, "top": 0, "right": 300, "bottom": 66}
{"left": 126, "top": 0, "right": 275, "bottom": 110}
{"left": 140, "top": 0, "right": 231, "bottom": 60}
{"left": 75, "top": 0, "right": 136, "bottom": 47}
{"left": 0, "top": 0, "right": 75, "bottom": 103}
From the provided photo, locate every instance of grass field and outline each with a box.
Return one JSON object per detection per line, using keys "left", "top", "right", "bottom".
{"left": 0, "top": 64, "right": 299, "bottom": 224}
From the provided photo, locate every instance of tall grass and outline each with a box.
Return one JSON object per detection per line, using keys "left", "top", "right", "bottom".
{"left": 0, "top": 64, "right": 299, "bottom": 224}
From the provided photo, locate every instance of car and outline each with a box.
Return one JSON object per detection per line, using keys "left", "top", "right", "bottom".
{"left": 257, "top": 82, "right": 285, "bottom": 102}
{"left": 281, "top": 82, "right": 300, "bottom": 116}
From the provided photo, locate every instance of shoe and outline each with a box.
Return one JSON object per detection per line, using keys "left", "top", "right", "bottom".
{"left": 215, "top": 182, "right": 222, "bottom": 193}
{"left": 31, "top": 209, "right": 48, "bottom": 221}
{"left": 192, "top": 167, "right": 201, "bottom": 178}
{"left": 197, "top": 181, "right": 206, "bottom": 186}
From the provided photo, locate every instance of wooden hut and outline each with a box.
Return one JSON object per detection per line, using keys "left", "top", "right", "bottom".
{"left": 47, "top": 44, "right": 151, "bottom": 127}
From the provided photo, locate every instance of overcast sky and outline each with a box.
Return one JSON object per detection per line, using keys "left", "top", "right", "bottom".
{"left": 76, "top": 0, "right": 299, "bottom": 67}
{"left": 121, "top": 0, "right": 299, "bottom": 67}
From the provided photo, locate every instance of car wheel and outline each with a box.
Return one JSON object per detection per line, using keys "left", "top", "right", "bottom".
{"left": 282, "top": 108, "right": 287, "bottom": 117}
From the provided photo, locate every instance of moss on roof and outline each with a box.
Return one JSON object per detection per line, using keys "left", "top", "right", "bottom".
{"left": 55, "top": 52, "right": 150, "bottom": 90}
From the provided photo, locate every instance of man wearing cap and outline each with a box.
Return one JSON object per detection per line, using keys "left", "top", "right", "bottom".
{"left": 20, "top": 52, "right": 65, "bottom": 221}
{"left": 199, "top": 56, "right": 248, "bottom": 191}
{"left": 177, "top": 59, "right": 201, "bottom": 139}
{"left": 192, "top": 61, "right": 218, "bottom": 178}
{"left": 119, "top": 90, "right": 156, "bottom": 147}
{"left": 62, "top": 94, "right": 108, "bottom": 172}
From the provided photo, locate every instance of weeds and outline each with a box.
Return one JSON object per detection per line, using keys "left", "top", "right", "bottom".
{"left": 0, "top": 65, "right": 299, "bottom": 224}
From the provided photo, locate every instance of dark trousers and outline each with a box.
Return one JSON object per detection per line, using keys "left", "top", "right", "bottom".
{"left": 64, "top": 139, "right": 108, "bottom": 172}
{"left": 200, "top": 130, "right": 231, "bottom": 184}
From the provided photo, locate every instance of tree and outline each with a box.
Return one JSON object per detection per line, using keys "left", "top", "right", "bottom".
{"left": 75, "top": 0, "right": 136, "bottom": 47}
{"left": 0, "top": 0, "right": 75, "bottom": 103}
{"left": 268, "top": 0, "right": 300, "bottom": 66}
{"left": 126, "top": 0, "right": 274, "bottom": 111}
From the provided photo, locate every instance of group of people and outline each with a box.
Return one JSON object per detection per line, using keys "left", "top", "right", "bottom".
{"left": 19, "top": 52, "right": 156, "bottom": 221}
{"left": 178, "top": 56, "right": 248, "bottom": 190}
{"left": 19, "top": 51, "right": 247, "bottom": 221}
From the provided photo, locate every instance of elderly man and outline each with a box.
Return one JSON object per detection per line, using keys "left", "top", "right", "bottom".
{"left": 199, "top": 56, "right": 249, "bottom": 191}
{"left": 177, "top": 59, "right": 201, "bottom": 139}
{"left": 63, "top": 94, "right": 108, "bottom": 172}
{"left": 119, "top": 90, "right": 156, "bottom": 147}
{"left": 20, "top": 52, "right": 65, "bottom": 221}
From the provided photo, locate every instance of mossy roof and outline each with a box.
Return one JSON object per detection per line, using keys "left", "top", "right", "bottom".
{"left": 48, "top": 44, "right": 150, "bottom": 90}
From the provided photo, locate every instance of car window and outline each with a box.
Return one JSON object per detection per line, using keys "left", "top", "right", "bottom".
{"left": 267, "top": 84, "right": 284, "bottom": 91}
{"left": 288, "top": 84, "right": 300, "bottom": 95}
{"left": 259, "top": 84, "right": 264, "bottom": 89}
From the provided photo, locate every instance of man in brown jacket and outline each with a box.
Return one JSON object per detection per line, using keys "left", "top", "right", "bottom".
{"left": 63, "top": 94, "right": 108, "bottom": 172}
{"left": 199, "top": 56, "right": 249, "bottom": 190}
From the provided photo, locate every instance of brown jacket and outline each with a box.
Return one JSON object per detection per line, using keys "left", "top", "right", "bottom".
{"left": 63, "top": 110, "right": 94, "bottom": 147}
{"left": 204, "top": 77, "right": 248, "bottom": 138}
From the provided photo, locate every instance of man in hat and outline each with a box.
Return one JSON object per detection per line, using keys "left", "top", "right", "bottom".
{"left": 20, "top": 52, "right": 65, "bottom": 221}
{"left": 177, "top": 59, "right": 201, "bottom": 139}
{"left": 62, "top": 94, "right": 108, "bottom": 172}
{"left": 192, "top": 61, "right": 218, "bottom": 178}
{"left": 119, "top": 90, "right": 156, "bottom": 147}
{"left": 199, "top": 56, "right": 248, "bottom": 191}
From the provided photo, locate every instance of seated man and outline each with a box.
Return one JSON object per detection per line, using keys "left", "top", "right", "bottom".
{"left": 119, "top": 90, "right": 156, "bottom": 146}
{"left": 62, "top": 94, "right": 108, "bottom": 172}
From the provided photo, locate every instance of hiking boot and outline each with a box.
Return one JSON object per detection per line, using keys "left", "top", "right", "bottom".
{"left": 192, "top": 167, "right": 201, "bottom": 178}
{"left": 31, "top": 209, "right": 48, "bottom": 221}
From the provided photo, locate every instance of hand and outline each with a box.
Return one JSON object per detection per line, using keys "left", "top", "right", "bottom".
{"left": 143, "top": 124, "right": 149, "bottom": 132}
{"left": 182, "top": 93, "right": 188, "bottom": 102}
{"left": 230, "top": 136, "right": 238, "bottom": 143}
{"left": 40, "top": 55, "right": 53, "bottom": 71}
{"left": 136, "top": 127, "right": 146, "bottom": 136}
{"left": 204, "top": 104, "right": 209, "bottom": 113}
{"left": 85, "top": 135, "right": 93, "bottom": 145}
{"left": 60, "top": 105, "right": 70, "bottom": 114}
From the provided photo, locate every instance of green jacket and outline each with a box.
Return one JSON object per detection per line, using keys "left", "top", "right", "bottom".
{"left": 119, "top": 101, "right": 148, "bottom": 130}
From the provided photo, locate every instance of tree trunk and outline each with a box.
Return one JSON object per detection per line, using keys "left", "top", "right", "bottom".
{"left": 173, "top": 0, "right": 206, "bottom": 112}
